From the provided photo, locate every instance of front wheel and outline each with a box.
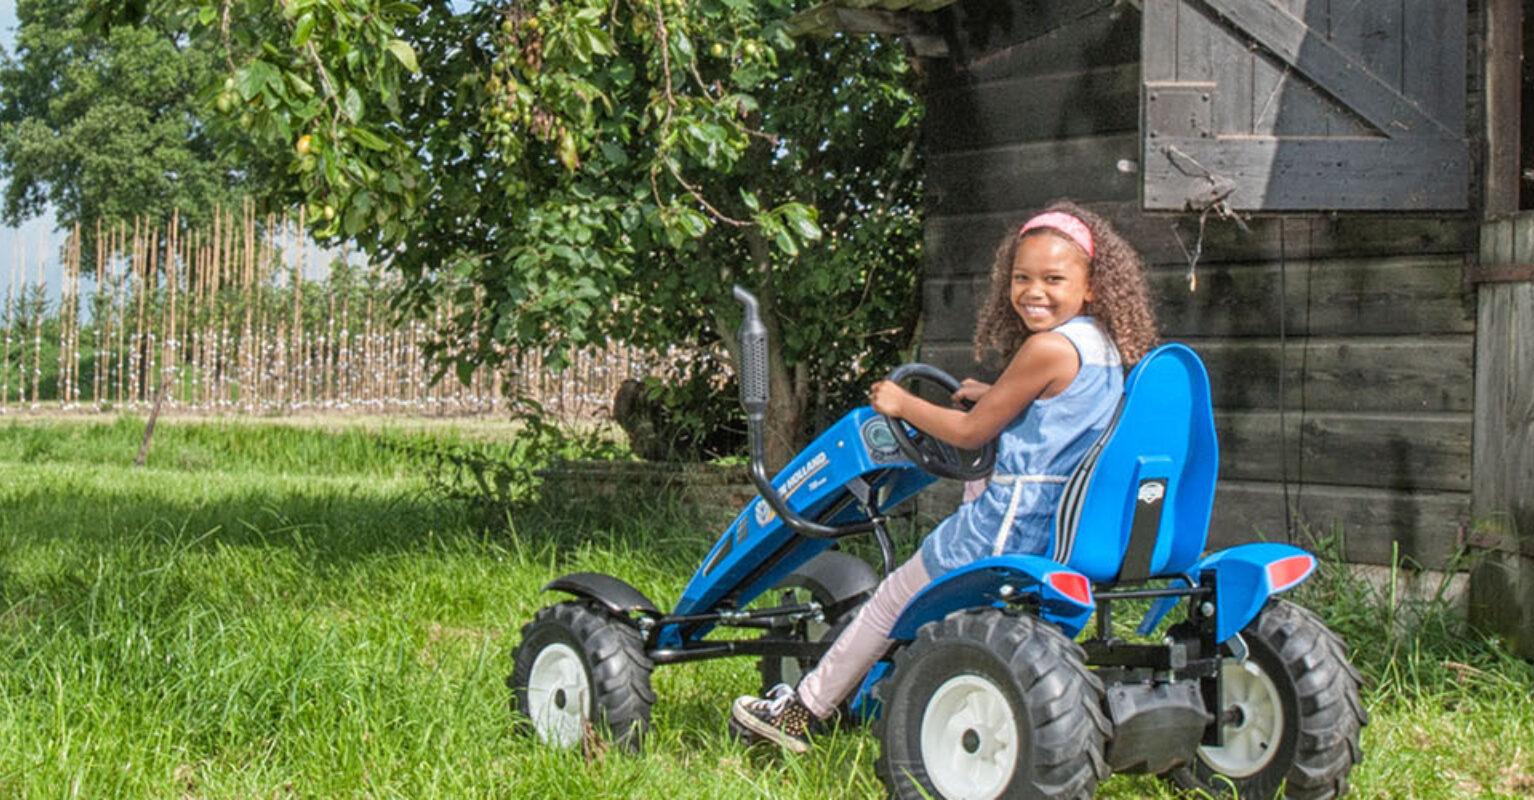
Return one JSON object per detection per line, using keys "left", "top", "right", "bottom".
{"left": 508, "top": 601, "right": 655, "bottom": 751}
{"left": 873, "top": 608, "right": 1110, "bottom": 800}
{"left": 1172, "top": 599, "right": 1366, "bottom": 799}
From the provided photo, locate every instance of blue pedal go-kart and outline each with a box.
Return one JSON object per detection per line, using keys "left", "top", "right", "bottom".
{"left": 509, "top": 287, "right": 1365, "bottom": 799}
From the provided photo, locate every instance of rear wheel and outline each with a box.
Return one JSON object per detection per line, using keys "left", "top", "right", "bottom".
{"left": 874, "top": 608, "right": 1110, "bottom": 800}
{"left": 508, "top": 601, "right": 655, "bottom": 751}
{"left": 1172, "top": 599, "right": 1366, "bottom": 799}
{"left": 755, "top": 551, "right": 876, "bottom": 721}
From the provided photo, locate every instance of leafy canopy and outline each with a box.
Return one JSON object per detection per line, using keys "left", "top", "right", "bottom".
{"left": 102, "top": 0, "right": 925, "bottom": 445}
{"left": 0, "top": 0, "right": 258, "bottom": 233}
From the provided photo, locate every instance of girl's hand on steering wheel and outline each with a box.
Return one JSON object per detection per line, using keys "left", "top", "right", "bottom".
{"left": 869, "top": 380, "right": 911, "bottom": 417}
{"left": 951, "top": 378, "right": 992, "bottom": 405}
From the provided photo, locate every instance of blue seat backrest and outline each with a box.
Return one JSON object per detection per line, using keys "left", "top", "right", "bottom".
{"left": 1047, "top": 343, "right": 1219, "bottom": 583}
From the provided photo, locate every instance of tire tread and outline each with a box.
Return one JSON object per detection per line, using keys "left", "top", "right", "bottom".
{"left": 509, "top": 601, "right": 655, "bottom": 751}
{"left": 873, "top": 608, "right": 1110, "bottom": 799}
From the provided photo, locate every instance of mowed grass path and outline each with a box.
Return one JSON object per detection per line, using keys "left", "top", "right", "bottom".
{"left": 1, "top": 418, "right": 1531, "bottom": 798}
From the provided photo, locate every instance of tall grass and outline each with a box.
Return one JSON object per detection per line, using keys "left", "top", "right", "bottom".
{"left": 0, "top": 418, "right": 1529, "bottom": 798}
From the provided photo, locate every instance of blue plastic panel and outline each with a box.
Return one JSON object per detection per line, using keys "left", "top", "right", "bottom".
{"left": 661, "top": 407, "right": 934, "bottom": 646}
{"left": 1189, "top": 542, "right": 1317, "bottom": 642}
{"left": 1057, "top": 344, "right": 1219, "bottom": 583}
{"left": 886, "top": 555, "right": 1096, "bottom": 641}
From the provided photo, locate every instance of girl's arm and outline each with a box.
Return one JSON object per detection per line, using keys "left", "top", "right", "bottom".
{"left": 870, "top": 332, "right": 1080, "bottom": 450}
{"left": 951, "top": 378, "right": 991, "bottom": 404}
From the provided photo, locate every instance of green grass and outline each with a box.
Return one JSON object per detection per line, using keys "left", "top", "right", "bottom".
{"left": 0, "top": 417, "right": 1531, "bottom": 798}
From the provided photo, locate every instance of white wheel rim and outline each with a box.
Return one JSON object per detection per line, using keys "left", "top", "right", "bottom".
{"left": 1198, "top": 658, "right": 1285, "bottom": 777}
{"left": 920, "top": 674, "right": 1019, "bottom": 800}
{"left": 526, "top": 642, "right": 591, "bottom": 748}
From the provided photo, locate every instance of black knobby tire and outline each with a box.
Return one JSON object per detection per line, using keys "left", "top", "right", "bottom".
{"left": 508, "top": 601, "right": 656, "bottom": 752}
{"left": 873, "top": 608, "right": 1111, "bottom": 800}
{"left": 1172, "top": 599, "right": 1367, "bottom": 799}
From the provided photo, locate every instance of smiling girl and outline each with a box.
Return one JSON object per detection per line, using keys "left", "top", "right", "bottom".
{"left": 731, "top": 200, "right": 1159, "bottom": 752}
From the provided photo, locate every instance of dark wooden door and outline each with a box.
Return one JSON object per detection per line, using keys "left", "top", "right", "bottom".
{"left": 1141, "top": 0, "right": 1469, "bottom": 211}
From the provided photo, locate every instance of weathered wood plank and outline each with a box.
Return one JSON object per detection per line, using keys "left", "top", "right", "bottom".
{"left": 923, "top": 202, "right": 1472, "bottom": 278}
{"left": 1211, "top": 26, "right": 1252, "bottom": 135}
{"left": 1143, "top": 137, "right": 1471, "bottom": 211}
{"left": 919, "top": 336, "right": 1474, "bottom": 414}
{"left": 928, "top": 134, "right": 1139, "bottom": 215}
{"left": 925, "top": 64, "right": 1139, "bottom": 153}
{"left": 1481, "top": 216, "right": 1515, "bottom": 266}
{"left": 1215, "top": 410, "right": 1472, "bottom": 492}
{"left": 1192, "top": 0, "right": 1452, "bottom": 138}
{"left": 1185, "top": 337, "right": 1475, "bottom": 414}
{"left": 1150, "top": 257, "right": 1473, "bottom": 338}
{"left": 1174, "top": 0, "right": 1215, "bottom": 83}
{"left": 1251, "top": 0, "right": 1333, "bottom": 136}
{"left": 1517, "top": 215, "right": 1534, "bottom": 264}
{"left": 1141, "top": 0, "right": 1178, "bottom": 82}
{"left": 1208, "top": 480, "right": 1469, "bottom": 569}
{"left": 924, "top": 255, "right": 1473, "bottom": 341}
{"left": 1326, "top": 0, "right": 1404, "bottom": 92}
{"left": 1471, "top": 278, "right": 1534, "bottom": 568}
{"left": 1483, "top": 0, "right": 1523, "bottom": 213}
{"left": 1401, "top": 0, "right": 1466, "bottom": 134}
{"left": 925, "top": 0, "right": 1135, "bottom": 84}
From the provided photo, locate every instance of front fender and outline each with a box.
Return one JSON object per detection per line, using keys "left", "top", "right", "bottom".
{"left": 888, "top": 555, "right": 1096, "bottom": 640}
{"left": 1189, "top": 543, "right": 1317, "bottom": 643}
{"left": 544, "top": 572, "right": 660, "bottom": 620}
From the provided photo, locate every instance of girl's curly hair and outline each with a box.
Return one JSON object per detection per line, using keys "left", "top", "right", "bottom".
{"left": 972, "top": 200, "right": 1158, "bottom": 366}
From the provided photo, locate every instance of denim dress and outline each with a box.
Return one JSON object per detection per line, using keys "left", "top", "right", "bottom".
{"left": 919, "top": 316, "right": 1124, "bottom": 578}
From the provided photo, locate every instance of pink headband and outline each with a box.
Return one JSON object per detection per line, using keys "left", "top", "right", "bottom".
{"left": 1019, "top": 212, "right": 1095, "bottom": 259}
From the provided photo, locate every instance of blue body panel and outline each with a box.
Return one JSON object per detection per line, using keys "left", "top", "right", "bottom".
{"left": 1132, "top": 544, "right": 1319, "bottom": 640}
{"left": 1191, "top": 543, "right": 1316, "bottom": 642}
{"left": 1052, "top": 344, "right": 1219, "bottom": 583}
{"left": 886, "top": 555, "right": 1096, "bottom": 640}
{"left": 661, "top": 407, "right": 934, "bottom": 647}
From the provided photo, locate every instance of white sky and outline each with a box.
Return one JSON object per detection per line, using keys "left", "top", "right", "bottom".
{"left": 0, "top": 0, "right": 70, "bottom": 299}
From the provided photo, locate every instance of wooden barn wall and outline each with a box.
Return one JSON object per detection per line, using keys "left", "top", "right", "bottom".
{"left": 913, "top": 0, "right": 1477, "bottom": 569}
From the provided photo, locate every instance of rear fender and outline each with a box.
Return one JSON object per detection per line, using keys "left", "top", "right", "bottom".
{"left": 544, "top": 572, "right": 660, "bottom": 622}
{"left": 887, "top": 555, "right": 1095, "bottom": 640}
{"left": 1188, "top": 543, "right": 1317, "bottom": 643}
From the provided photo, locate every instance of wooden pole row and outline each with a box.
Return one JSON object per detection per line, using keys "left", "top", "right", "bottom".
{"left": 1, "top": 210, "right": 653, "bottom": 417}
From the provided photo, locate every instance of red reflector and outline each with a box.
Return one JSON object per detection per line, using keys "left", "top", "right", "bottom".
{"left": 1046, "top": 572, "right": 1092, "bottom": 605}
{"left": 1266, "top": 555, "right": 1314, "bottom": 591}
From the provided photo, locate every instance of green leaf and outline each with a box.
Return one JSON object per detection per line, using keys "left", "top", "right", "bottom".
{"left": 342, "top": 86, "right": 364, "bottom": 121}
{"left": 293, "top": 13, "right": 316, "bottom": 47}
{"left": 386, "top": 39, "right": 419, "bottom": 74}
{"left": 234, "top": 61, "right": 280, "bottom": 101}
{"left": 675, "top": 207, "right": 708, "bottom": 238}
{"left": 785, "top": 205, "right": 822, "bottom": 241}
{"left": 772, "top": 229, "right": 799, "bottom": 256}
{"left": 349, "top": 126, "right": 390, "bottom": 151}
{"left": 286, "top": 73, "right": 315, "bottom": 98}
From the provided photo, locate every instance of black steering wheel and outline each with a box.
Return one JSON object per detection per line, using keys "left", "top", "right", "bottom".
{"left": 880, "top": 363, "right": 997, "bottom": 481}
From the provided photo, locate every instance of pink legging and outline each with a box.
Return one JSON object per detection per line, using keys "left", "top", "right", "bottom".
{"left": 797, "top": 554, "right": 932, "bottom": 718}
